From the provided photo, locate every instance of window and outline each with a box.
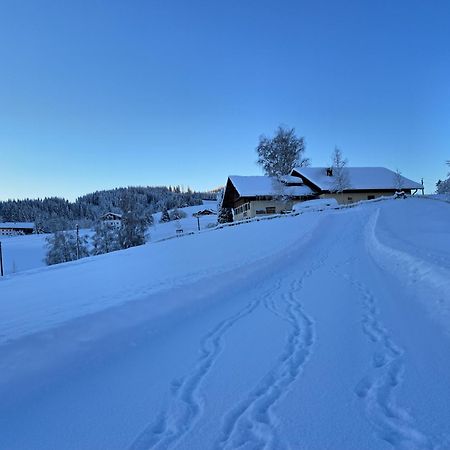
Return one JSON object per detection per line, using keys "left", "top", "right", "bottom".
{"left": 266, "top": 206, "right": 276, "bottom": 214}
{"left": 347, "top": 197, "right": 353, "bottom": 203}
{"left": 234, "top": 202, "right": 251, "bottom": 216}
{"left": 368, "top": 195, "right": 375, "bottom": 200}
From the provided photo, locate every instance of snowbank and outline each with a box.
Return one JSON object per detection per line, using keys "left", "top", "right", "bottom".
{"left": 0, "top": 211, "right": 322, "bottom": 344}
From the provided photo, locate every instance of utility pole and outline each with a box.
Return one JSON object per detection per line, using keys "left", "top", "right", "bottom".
{"left": 0, "top": 241, "right": 4, "bottom": 277}
{"left": 76, "top": 224, "right": 80, "bottom": 260}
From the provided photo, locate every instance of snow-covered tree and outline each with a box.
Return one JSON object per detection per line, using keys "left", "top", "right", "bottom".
{"left": 436, "top": 160, "right": 450, "bottom": 194}
{"left": 160, "top": 207, "right": 171, "bottom": 223}
{"left": 218, "top": 207, "right": 233, "bottom": 223}
{"left": 169, "top": 208, "right": 187, "bottom": 221}
{"left": 91, "top": 223, "right": 120, "bottom": 255}
{"left": 216, "top": 189, "right": 233, "bottom": 224}
{"left": 330, "top": 147, "right": 350, "bottom": 195}
{"left": 0, "top": 186, "right": 204, "bottom": 227}
{"left": 256, "top": 126, "right": 309, "bottom": 178}
{"left": 118, "top": 193, "right": 148, "bottom": 249}
{"left": 393, "top": 169, "right": 404, "bottom": 191}
{"left": 45, "top": 230, "right": 89, "bottom": 265}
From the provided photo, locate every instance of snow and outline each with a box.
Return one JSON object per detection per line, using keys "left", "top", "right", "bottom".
{"left": 292, "top": 197, "right": 339, "bottom": 212}
{"left": 0, "top": 233, "right": 48, "bottom": 274}
{"left": 0, "top": 198, "right": 449, "bottom": 449}
{"left": 0, "top": 229, "right": 92, "bottom": 275}
{"left": 0, "top": 222, "right": 35, "bottom": 229}
{"left": 150, "top": 201, "right": 217, "bottom": 242}
{"left": 228, "top": 175, "right": 314, "bottom": 197}
{"left": 0, "top": 202, "right": 217, "bottom": 275}
{"left": 292, "top": 167, "right": 423, "bottom": 191}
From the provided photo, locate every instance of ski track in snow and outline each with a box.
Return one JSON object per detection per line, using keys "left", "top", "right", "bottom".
{"left": 128, "top": 279, "right": 283, "bottom": 450}
{"left": 216, "top": 251, "right": 329, "bottom": 450}
{"left": 335, "top": 263, "right": 434, "bottom": 450}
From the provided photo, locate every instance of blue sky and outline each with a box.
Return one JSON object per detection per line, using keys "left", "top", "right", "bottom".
{"left": 0, "top": 0, "right": 449, "bottom": 200}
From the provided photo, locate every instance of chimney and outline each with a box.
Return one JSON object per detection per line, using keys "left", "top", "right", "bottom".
{"left": 326, "top": 167, "right": 333, "bottom": 177}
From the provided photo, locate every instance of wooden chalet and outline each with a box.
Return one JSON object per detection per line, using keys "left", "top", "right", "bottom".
{"left": 290, "top": 167, "right": 424, "bottom": 204}
{"left": 221, "top": 175, "right": 316, "bottom": 220}
{"left": 99, "top": 212, "right": 123, "bottom": 229}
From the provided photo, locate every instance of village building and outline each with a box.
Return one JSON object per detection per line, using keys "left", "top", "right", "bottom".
{"left": 193, "top": 209, "right": 216, "bottom": 217}
{"left": 221, "top": 175, "right": 316, "bottom": 221}
{"left": 99, "top": 212, "right": 122, "bottom": 229}
{"left": 222, "top": 167, "right": 424, "bottom": 221}
{"left": 290, "top": 167, "right": 424, "bottom": 204}
{"left": 0, "top": 222, "right": 35, "bottom": 236}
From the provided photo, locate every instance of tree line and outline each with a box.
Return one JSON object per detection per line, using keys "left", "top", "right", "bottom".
{"left": 0, "top": 185, "right": 212, "bottom": 232}
{"left": 45, "top": 189, "right": 185, "bottom": 265}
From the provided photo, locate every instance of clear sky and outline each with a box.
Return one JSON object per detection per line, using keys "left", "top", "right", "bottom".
{"left": 1, "top": 0, "right": 449, "bottom": 200}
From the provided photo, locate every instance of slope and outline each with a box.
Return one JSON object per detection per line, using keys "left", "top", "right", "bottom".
{"left": 0, "top": 198, "right": 449, "bottom": 450}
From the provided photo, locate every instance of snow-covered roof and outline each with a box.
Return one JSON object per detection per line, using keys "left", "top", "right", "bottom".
{"left": 291, "top": 167, "right": 423, "bottom": 191}
{"left": 228, "top": 176, "right": 314, "bottom": 197}
{"left": 0, "top": 222, "right": 35, "bottom": 229}
{"left": 279, "top": 175, "right": 304, "bottom": 184}
{"left": 100, "top": 212, "right": 122, "bottom": 220}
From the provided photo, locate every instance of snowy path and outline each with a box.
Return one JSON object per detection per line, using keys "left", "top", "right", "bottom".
{"left": 0, "top": 199, "right": 449, "bottom": 449}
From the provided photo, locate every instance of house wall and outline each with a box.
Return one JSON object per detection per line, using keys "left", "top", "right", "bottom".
{"left": 101, "top": 220, "right": 122, "bottom": 229}
{"left": 0, "top": 228, "right": 33, "bottom": 236}
{"left": 233, "top": 200, "right": 295, "bottom": 221}
{"left": 321, "top": 190, "right": 411, "bottom": 204}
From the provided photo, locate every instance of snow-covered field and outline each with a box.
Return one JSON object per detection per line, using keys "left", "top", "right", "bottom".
{"left": 0, "top": 232, "right": 48, "bottom": 274}
{"left": 150, "top": 200, "right": 217, "bottom": 242}
{"left": 0, "top": 198, "right": 449, "bottom": 449}
{"left": 0, "top": 201, "right": 217, "bottom": 275}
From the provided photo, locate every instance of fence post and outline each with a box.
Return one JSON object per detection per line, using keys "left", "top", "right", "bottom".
{"left": 76, "top": 224, "right": 80, "bottom": 260}
{"left": 0, "top": 241, "right": 4, "bottom": 277}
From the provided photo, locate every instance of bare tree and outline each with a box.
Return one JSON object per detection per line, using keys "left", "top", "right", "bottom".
{"left": 256, "top": 126, "right": 309, "bottom": 178}
{"left": 46, "top": 231, "right": 89, "bottom": 265}
{"left": 394, "top": 169, "right": 404, "bottom": 191}
{"left": 92, "top": 223, "right": 120, "bottom": 255}
{"left": 330, "top": 147, "right": 350, "bottom": 199}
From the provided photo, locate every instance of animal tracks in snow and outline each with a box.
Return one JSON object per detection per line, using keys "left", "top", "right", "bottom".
{"left": 339, "top": 271, "right": 434, "bottom": 450}
{"left": 128, "top": 279, "right": 283, "bottom": 450}
{"left": 217, "top": 252, "right": 328, "bottom": 450}
{"left": 129, "top": 248, "right": 328, "bottom": 450}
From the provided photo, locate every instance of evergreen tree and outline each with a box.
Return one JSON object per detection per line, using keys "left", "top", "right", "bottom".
{"left": 218, "top": 207, "right": 233, "bottom": 223}
{"left": 160, "top": 207, "right": 171, "bottom": 223}
{"left": 0, "top": 186, "right": 204, "bottom": 227}
{"left": 436, "top": 160, "right": 450, "bottom": 194}
{"left": 118, "top": 192, "right": 147, "bottom": 249}
{"left": 216, "top": 189, "right": 233, "bottom": 223}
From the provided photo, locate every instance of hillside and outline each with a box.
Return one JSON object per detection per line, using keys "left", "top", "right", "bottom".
{"left": 0, "top": 201, "right": 217, "bottom": 275}
{"left": 0, "top": 198, "right": 449, "bottom": 449}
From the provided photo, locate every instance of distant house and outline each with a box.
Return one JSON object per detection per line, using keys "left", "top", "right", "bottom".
{"left": 290, "top": 167, "right": 424, "bottom": 204}
{"left": 221, "top": 175, "right": 316, "bottom": 221}
{"left": 99, "top": 212, "right": 122, "bottom": 229}
{"left": 193, "top": 209, "right": 216, "bottom": 217}
{"left": 0, "top": 222, "right": 35, "bottom": 236}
